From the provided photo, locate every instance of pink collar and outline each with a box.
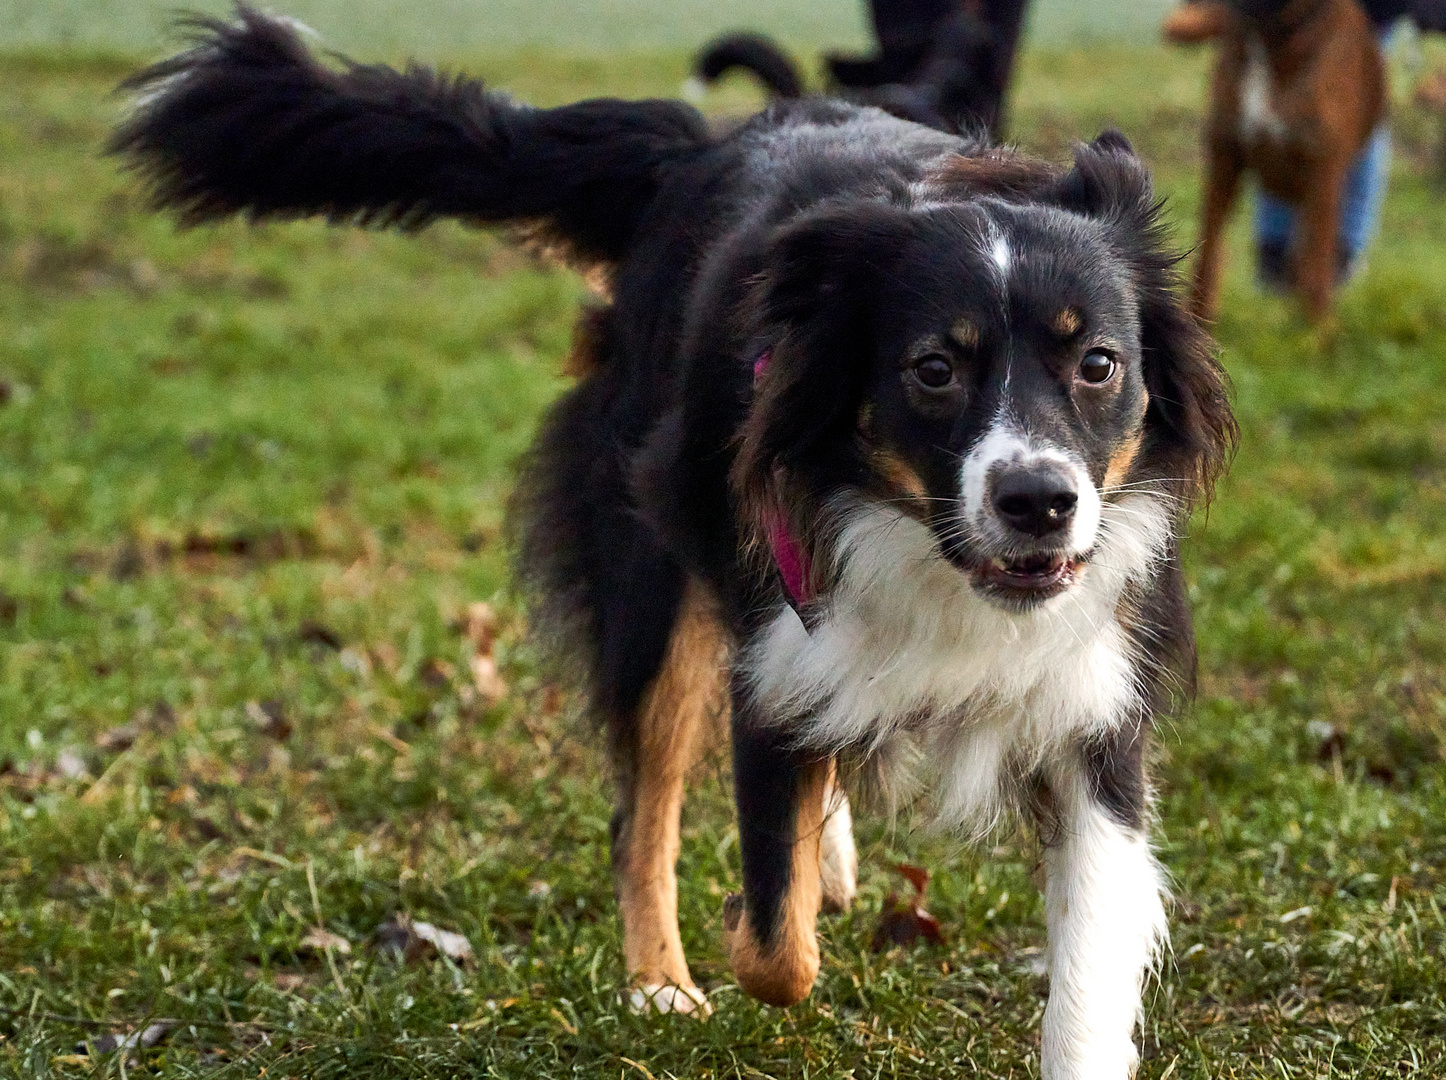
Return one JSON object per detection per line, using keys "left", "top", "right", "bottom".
{"left": 753, "top": 350, "right": 812, "bottom": 607}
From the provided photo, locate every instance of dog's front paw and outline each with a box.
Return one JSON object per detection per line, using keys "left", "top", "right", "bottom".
{"left": 722, "top": 893, "right": 819, "bottom": 1007}
{"left": 627, "top": 982, "right": 713, "bottom": 1017}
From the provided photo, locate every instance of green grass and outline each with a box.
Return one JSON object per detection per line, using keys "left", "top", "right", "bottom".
{"left": 2, "top": 36, "right": 1446, "bottom": 1080}
{"left": 0, "top": 0, "right": 1174, "bottom": 56}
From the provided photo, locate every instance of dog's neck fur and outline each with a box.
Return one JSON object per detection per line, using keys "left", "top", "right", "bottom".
{"left": 742, "top": 491, "right": 1174, "bottom": 833}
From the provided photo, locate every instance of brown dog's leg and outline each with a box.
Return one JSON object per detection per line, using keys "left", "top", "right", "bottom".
{"left": 723, "top": 691, "right": 829, "bottom": 1007}
{"left": 613, "top": 581, "right": 726, "bottom": 1014}
{"left": 1191, "top": 141, "right": 1243, "bottom": 323}
{"left": 1295, "top": 162, "right": 1348, "bottom": 322}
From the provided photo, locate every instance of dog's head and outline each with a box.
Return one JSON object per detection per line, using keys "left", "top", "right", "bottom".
{"left": 734, "top": 133, "right": 1235, "bottom": 612}
{"left": 1225, "top": 0, "right": 1318, "bottom": 29}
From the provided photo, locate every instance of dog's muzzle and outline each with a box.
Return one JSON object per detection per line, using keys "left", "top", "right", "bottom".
{"left": 954, "top": 462, "right": 1091, "bottom": 604}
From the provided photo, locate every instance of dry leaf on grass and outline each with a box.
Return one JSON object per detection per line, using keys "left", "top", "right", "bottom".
{"left": 470, "top": 654, "right": 508, "bottom": 704}
{"left": 872, "top": 862, "right": 946, "bottom": 951}
{"left": 300, "top": 928, "right": 352, "bottom": 956}
{"left": 245, "top": 699, "right": 293, "bottom": 741}
{"left": 419, "top": 657, "right": 455, "bottom": 687}
{"left": 297, "top": 619, "right": 343, "bottom": 650}
{"left": 55, "top": 748, "right": 90, "bottom": 780}
{"left": 375, "top": 913, "right": 474, "bottom": 965}
{"left": 74, "top": 1021, "right": 173, "bottom": 1057}
{"left": 466, "top": 602, "right": 509, "bottom": 704}
{"left": 95, "top": 724, "right": 139, "bottom": 753}
{"left": 465, "top": 602, "right": 498, "bottom": 653}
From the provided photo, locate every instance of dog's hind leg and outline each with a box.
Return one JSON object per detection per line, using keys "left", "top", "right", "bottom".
{"left": 612, "top": 580, "right": 727, "bottom": 1015}
{"left": 1036, "top": 734, "right": 1168, "bottom": 1080}
{"left": 1190, "top": 141, "right": 1243, "bottom": 323}
{"left": 722, "top": 687, "right": 828, "bottom": 1007}
{"left": 1295, "top": 161, "right": 1348, "bottom": 322}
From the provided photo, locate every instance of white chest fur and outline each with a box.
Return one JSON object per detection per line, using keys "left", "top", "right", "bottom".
{"left": 1240, "top": 39, "right": 1288, "bottom": 144}
{"left": 742, "top": 493, "right": 1173, "bottom": 833}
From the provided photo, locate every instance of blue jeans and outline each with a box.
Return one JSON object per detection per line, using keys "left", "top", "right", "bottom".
{"left": 1253, "top": 125, "right": 1392, "bottom": 272}
{"left": 1253, "top": 25, "right": 1394, "bottom": 275}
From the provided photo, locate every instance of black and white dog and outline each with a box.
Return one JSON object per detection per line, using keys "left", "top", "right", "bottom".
{"left": 114, "top": 8, "right": 1235, "bottom": 1076}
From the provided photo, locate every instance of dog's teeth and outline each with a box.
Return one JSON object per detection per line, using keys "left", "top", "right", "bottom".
{"left": 991, "top": 558, "right": 1009, "bottom": 571}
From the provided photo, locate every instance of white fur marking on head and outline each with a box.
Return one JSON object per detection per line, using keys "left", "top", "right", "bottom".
{"left": 991, "top": 232, "right": 1012, "bottom": 276}
{"left": 1040, "top": 760, "right": 1168, "bottom": 1080}
{"left": 959, "top": 413, "right": 1027, "bottom": 533}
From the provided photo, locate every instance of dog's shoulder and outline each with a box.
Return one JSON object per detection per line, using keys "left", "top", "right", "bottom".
{"left": 722, "top": 100, "right": 974, "bottom": 213}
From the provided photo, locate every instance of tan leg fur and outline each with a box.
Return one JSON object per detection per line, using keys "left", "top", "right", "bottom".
{"left": 614, "top": 580, "right": 727, "bottom": 1015}
{"left": 722, "top": 759, "right": 829, "bottom": 1007}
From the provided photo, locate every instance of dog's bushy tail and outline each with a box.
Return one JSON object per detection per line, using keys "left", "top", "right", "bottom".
{"left": 111, "top": 5, "right": 712, "bottom": 264}
{"left": 693, "top": 32, "right": 805, "bottom": 99}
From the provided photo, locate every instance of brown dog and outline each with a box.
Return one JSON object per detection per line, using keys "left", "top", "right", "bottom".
{"left": 1175, "top": 0, "right": 1385, "bottom": 321}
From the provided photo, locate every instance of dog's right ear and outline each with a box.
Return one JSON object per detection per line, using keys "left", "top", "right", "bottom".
{"left": 732, "top": 205, "right": 914, "bottom": 525}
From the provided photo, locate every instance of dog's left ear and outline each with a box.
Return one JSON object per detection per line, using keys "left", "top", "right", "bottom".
{"left": 1048, "top": 130, "right": 1154, "bottom": 226}
{"left": 1050, "top": 131, "right": 1238, "bottom": 505}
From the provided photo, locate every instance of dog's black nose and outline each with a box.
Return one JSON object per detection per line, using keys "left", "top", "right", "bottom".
{"left": 991, "top": 468, "right": 1078, "bottom": 537}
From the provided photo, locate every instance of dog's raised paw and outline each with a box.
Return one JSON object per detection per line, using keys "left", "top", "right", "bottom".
{"left": 627, "top": 982, "right": 712, "bottom": 1017}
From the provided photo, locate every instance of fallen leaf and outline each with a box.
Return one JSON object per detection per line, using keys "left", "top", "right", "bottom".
{"left": 470, "top": 653, "right": 508, "bottom": 705}
{"left": 300, "top": 928, "right": 352, "bottom": 955}
{"left": 96, "top": 724, "right": 139, "bottom": 753}
{"left": 136, "top": 701, "right": 177, "bottom": 731}
{"left": 419, "top": 658, "right": 455, "bottom": 688}
{"left": 894, "top": 862, "right": 930, "bottom": 895}
{"left": 375, "top": 913, "right": 474, "bottom": 964}
{"left": 56, "top": 748, "right": 91, "bottom": 780}
{"left": 75, "top": 1021, "right": 173, "bottom": 1056}
{"left": 371, "top": 640, "right": 400, "bottom": 676}
{"left": 272, "top": 971, "right": 312, "bottom": 992}
{"left": 871, "top": 862, "right": 946, "bottom": 951}
{"left": 465, "top": 602, "right": 498, "bottom": 654}
{"left": 298, "top": 620, "right": 342, "bottom": 650}
{"left": 246, "top": 700, "right": 293, "bottom": 741}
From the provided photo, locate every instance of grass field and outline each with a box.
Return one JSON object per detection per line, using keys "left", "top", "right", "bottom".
{"left": 2, "top": 21, "right": 1446, "bottom": 1080}
{"left": 0, "top": 0, "right": 1177, "bottom": 55}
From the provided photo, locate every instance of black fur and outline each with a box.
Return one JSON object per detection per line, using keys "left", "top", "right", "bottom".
{"left": 115, "top": 7, "right": 1235, "bottom": 986}
{"left": 111, "top": 6, "right": 709, "bottom": 263}
{"left": 693, "top": 0, "right": 1028, "bottom": 136}
{"left": 730, "top": 678, "right": 820, "bottom": 948}
{"left": 695, "top": 32, "right": 805, "bottom": 99}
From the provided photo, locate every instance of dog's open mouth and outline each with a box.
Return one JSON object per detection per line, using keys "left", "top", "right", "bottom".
{"left": 970, "top": 551, "right": 1085, "bottom": 601}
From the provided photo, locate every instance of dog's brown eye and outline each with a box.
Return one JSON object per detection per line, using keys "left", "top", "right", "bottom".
{"left": 1079, "top": 351, "right": 1116, "bottom": 385}
{"left": 913, "top": 354, "right": 956, "bottom": 389}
